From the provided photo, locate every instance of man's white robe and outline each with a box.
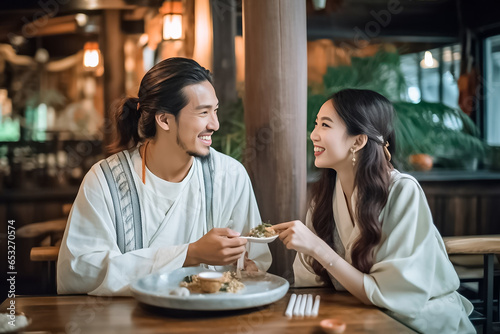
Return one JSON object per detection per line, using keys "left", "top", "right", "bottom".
{"left": 293, "top": 170, "right": 475, "bottom": 334}
{"left": 57, "top": 147, "right": 271, "bottom": 296}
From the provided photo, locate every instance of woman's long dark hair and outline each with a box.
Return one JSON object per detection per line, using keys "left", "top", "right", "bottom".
{"left": 309, "top": 89, "right": 396, "bottom": 284}
{"left": 108, "top": 57, "right": 213, "bottom": 154}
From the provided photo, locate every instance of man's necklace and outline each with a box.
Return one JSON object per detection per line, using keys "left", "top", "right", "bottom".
{"left": 141, "top": 140, "right": 150, "bottom": 184}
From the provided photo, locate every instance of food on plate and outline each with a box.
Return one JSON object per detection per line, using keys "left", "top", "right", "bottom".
{"left": 198, "top": 271, "right": 223, "bottom": 293}
{"left": 169, "top": 287, "right": 191, "bottom": 296}
{"left": 180, "top": 271, "right": 244, "bottom": 294}
{"left": 248, "top": 223, "right": 276, "bottom": 238}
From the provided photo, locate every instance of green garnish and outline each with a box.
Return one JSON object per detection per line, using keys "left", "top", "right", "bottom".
{"left": 248, "top": 222, "right": 276, "bottom": 238}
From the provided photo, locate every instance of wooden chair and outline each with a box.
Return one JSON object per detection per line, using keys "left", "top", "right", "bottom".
{"left": 443, "top": 235, "right": 500, "bottom": 334}
{"left": 17, "top": 203, "right": 71, "bottom": 293}
{"left": 30, "top": 246, "right": 60, "bottom": 262}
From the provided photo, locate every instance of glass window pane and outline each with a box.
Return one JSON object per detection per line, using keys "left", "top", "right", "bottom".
{"left": 485, "top": 35, "right": 500, "bottom": 146}
{"left": 421, "top": 66, "right": 440, "bottom": 103}
{"left": 441, "top": 46, "right": 460, "bottom": 109}
{"left": 400, "top": 53, "right": 420, "bottom": 102}
{"left": 400, "top": 45, "right": 460, "bottom": 107}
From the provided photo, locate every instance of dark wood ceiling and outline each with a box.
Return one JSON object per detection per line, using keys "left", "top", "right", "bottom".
{"left": 307, "top": 0, "right": 458, "bottom": 42}
{"left": 1, "top": 0, "right": 499, "bottom": 57}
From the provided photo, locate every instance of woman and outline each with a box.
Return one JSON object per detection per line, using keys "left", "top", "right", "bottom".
{"left": 274, "top": 89, "right": 474, "bottom": 333}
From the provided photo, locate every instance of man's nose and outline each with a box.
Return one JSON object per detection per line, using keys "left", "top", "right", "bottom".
{"left": 208, "top": 112, "right": 219, "bottom": 131}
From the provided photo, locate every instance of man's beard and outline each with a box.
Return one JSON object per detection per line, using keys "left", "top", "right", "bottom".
{"left": 176, "top": 132, "right": 209, "bottom": 158}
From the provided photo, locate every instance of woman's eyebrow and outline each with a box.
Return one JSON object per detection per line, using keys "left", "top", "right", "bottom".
{"left": 320, "top": 116, "right": 333, "bottom": 122}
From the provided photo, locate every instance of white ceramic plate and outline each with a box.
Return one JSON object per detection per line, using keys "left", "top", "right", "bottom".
{"left": 239, "top": 235, "right": 279, "bottom": 243}
{"left": 131, "top": 266, "right": 289, "bottom": 311}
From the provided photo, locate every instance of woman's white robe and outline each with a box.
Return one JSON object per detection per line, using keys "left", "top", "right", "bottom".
{"left": 293, "top": 170, "right": 475, "bottom": 333}
{"left": 57, "top": 147, "right": 271, "bottom": 296}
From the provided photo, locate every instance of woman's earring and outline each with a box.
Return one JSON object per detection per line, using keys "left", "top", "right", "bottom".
{"left": 351, "top": 147, "right": 356, "bottom": 166}
{"left": 384, "top": 142, "right": 391, "bottom": 161}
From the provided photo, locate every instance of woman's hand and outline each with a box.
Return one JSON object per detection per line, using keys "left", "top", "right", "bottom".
{"left": 273, "top": 220, "right": 322, "bottom": 257}
{"left": 275, "top": 221, "right": 371, "bottom": 305}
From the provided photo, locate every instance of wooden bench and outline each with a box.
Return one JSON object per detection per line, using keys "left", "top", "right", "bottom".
{"left": 443, "top": 235, "right": 500, "bottom": 334}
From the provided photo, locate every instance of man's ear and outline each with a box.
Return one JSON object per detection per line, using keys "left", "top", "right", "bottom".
{"left": 155, "top": 113, "right": 170, "bottom": 131}
{"left": 354, "top": 134, "right": 368, "bottom": 151}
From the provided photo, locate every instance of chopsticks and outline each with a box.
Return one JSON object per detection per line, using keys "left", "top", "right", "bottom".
{"left": 285, "top": 293, "right": 320, "bottom": 318}
{"left": 233, "top": 219, "right": 246, "bottom": 278}
{"left": 236, "top": 250, "right": 245, "bottom": 278}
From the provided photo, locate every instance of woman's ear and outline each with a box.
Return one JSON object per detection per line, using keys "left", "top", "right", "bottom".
{"left": 155, "top": 113, "right": 170, "bottom": 131}
{"left": 355, "top": 134, "right": 368, "bottom": 150}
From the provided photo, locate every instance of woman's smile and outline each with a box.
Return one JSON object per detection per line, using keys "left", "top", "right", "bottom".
{"left": 314, "top": 145, "right": 325, "bottom": 156}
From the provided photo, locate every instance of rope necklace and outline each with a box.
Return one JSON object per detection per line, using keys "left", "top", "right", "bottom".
{"left": 141, "top": 140, "right": 150, "bottom": 184}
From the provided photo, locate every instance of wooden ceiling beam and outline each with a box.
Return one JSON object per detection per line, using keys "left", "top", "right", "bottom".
{"left": 22, "top": 14, "right": 80, "bottom": 37}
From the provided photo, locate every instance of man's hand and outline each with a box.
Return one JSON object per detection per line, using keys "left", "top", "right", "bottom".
{"left": 184, "top": 228, "right": 248, "bottom": 266}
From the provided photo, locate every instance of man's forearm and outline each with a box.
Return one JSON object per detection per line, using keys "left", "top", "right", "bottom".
{"left": 183, "top": 243, "right": 200, "bottom": 267}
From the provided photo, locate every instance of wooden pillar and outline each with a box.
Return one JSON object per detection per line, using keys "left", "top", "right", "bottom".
{"left": 183, "top": 0, "right": 196, "bottom": 58}
{"left": 100, "top": 10, "right": 125, "bottom": 152}
{"left": 243, "top": 0, "right": 307, "bottom": 280}
{"left": 193, "top": 0, "right": 213, "bottom": 70}
{"left": 211, "top": 0, "right": 237, "bottom": 105}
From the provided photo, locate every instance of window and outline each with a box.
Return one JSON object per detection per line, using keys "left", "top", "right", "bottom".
{"left": 484, "top": 35, "right": 500, "bottom": 146}
{"left": 400, "top": 45, "right": 461, "bottom": 108}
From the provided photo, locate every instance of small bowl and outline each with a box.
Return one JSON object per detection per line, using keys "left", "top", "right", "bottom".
{"left": 198, "top": 271, "right": 223, "bottom": 293}
{"left": 320, "top": 319, "right": 346, "bottom": 334}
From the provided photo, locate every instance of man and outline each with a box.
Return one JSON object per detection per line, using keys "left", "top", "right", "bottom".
{"left": 57, "top": 58, "right": 271, "bottom": 295}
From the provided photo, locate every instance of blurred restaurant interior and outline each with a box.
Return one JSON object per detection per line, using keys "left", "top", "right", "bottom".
{"left": 0, "top": 0, "right": 499, "bottom": 303}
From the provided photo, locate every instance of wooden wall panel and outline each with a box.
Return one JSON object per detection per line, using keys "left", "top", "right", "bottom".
{"left": 421, "top": 180, "right": 500, "bottom": 237}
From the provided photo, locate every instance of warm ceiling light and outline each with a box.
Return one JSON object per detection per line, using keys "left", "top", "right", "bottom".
{"left": 163, "top": 14, "right": 182, "bottom": 40}
{"left": 138, "top": 33, "right": 149, "bottom": 46}
{"left": 75, "top": 13, "right": 88, "bottom": 27}
{"left": 161, "top": 1, "right": 183, "bottom": 40}
{"left": 420, "top": 51, "right": 438, "bottom": 69}
{"left": 83, "top": 42, "right": 100, "bottom": 68}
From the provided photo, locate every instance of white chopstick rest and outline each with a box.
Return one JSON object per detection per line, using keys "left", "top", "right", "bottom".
{"left": 298, "top": 293, "right": 307, "bottom": 317}
{"left": 305, "top": 294, "right": 313, "bottom": 317}
{"left": 293, "top": 294, "right": 303, "bottom": 317}
{"left": 286, "top": 294, "right": 319, "bottom": 319}
{"left": 285, "top": 294, "right": 296, "bottom": 318}
{"left": 311, "top": 295, "right": 321, "bottom": 317}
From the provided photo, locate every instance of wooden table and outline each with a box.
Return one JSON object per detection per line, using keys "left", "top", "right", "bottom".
{"left": 1, "top": 288, "right": 416, "bottom": 333}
